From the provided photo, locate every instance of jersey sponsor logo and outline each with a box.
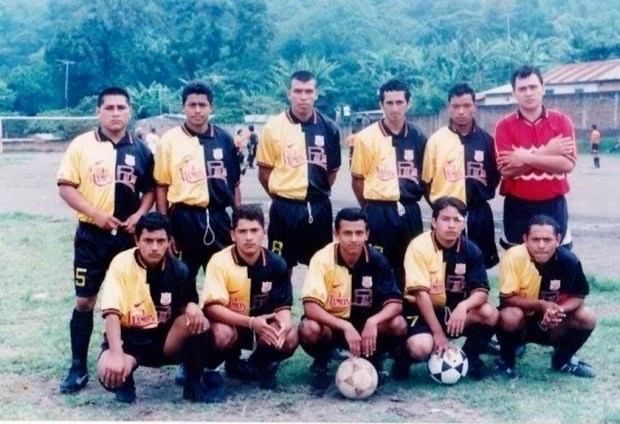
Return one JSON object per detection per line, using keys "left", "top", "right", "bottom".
{"left": 327, "top": 291, "right": 350, "bottom": 309}
{"left": 160, "top": 292, "right": 171, "bottom": 306}
{"left": 442, "top": 160, "right": 463, "bottom": 182}
{"left": 429, "top": 272, "right": 444, "bottom": 295}
{"left": 213, "top": 148, "right": 223, "bottom": 160}
{"left": 541, "top": 290, "right": 560, "bottom": 303}
{"left": 284, "top": 145, "right": 306, "bottom": 168}
{"left": 117, "top": 165, "right": 137, "bottom": 191}
{"left": 446, "top": 275, "right": 465, "bottom": 292}
{"left": 352, "top": 288, "right": 373, "bottom": 307}
{"left": 180, "top": 157, "right": 206, "bottom": 183}
{"left": 376, "top": 159, "right": 397, "bottom": 181}
{"left": 361, "top": 276, "right": 373, "bottom": 288}
{"left": 455, "top": 263, "right": 466, "bottom": 275}
{"left": 466, "top": 161, "right": 487, "bottom": 185}
{"left": 473, "top": 150, "right": 484, "bottom": 162}
{"left": 206, "top": 161, "right": 228, "bottom": 180}
{"left": 125, "top": 154, "right": 136, "bottom": 167}
{"left": 157, "top": 305, "right": 172, "bottom": 323}
{"left": 252, "top": 294, "right": 268, "bottom": 309}
{"left": 229, "top": 297, "right": 246, "bottom": 313}
{"left": 307, "top": 146, "right": 327, "bottom": 170}
{"left": 128, "top": 308, "right": 157, "bottom": 327}
{"left": 315, "top": 135, "right": 324, "bottom": 147}
{"left": 549, "top": 279, "right": 561, "bottom": 291}
{"left": 89, "top": 161, "right": 114, "bottom": 186}
{"left": 261, "top": 281, "right": 272, "bottom": 293}
{"left": 397, "top": 161, "right": 419, "bottom": 181}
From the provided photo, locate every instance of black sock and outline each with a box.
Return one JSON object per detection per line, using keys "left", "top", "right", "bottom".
{"left": 249, "top": 345, "right": 291, "bottom": 367}
{"left": 552, "top": 328, "right": 594, "bottom": 370}
{"left": 594, "top": 157, "right": 600, "bottom": 168}
{"left": 462, "top": 324, "right": 495, "bottom": 359}
{"left": 300, "top": 338, "right": 332, "bottom": 365}
{"left": 183, "top": 332, "right": 210, "bottom": 379}
{"left": 496, "top": 328, "right": 520, "bottom": 368}
{"left": 70, "top": 309, "right": 93, "bottom": 372}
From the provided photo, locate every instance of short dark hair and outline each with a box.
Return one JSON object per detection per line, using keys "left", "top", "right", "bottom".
{"left": 135, "top": 212, "right": 172, "bottom": 239}
{"left": 182, "top": 81, "right": 214, "bottom": 105}
{"left": 232, "top": 204, "right": 265, "bottom": 229}
{"left": 236, "top": 129, "right": 243, "bottom": 135}
{"left": 526, "top": 215, "right": 560, "bottom": 236}
{"left": 335, "top": 207, "right": 368, "bottom": 231}
{"left": 448, "top": 83, "right": 476, "bottom": 103}
{"left": 248, "top": 125, "right": 255, "bottom": 131}
{"left": 97, "top": 87, "right": 131, "bottom": 107}
{"left": 379, "top": 79, "right": 411, "bottom": 103}
{"left": 431, "top": 196, "right": 467, "bottom": 219}
{"left": 510, "top": 65, "right": 544, "bottom": 90}
{"left": 592, "top": 124, "right": 597, "bottom": 130}
{"left": 290, "top": 70, "right": 316, "bottom": 86}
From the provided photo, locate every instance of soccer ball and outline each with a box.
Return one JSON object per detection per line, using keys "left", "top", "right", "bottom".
{"left": 335, "top": 357, "right": 378, "bottom": 399}
{"left": 427, "top": 348, "right": 469, "bottom": 385}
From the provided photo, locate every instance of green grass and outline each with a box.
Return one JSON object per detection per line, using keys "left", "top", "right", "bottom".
{"left": 0, "top": 212, "right": 618, "bottom": 422}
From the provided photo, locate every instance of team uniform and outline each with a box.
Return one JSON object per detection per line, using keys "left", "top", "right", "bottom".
{"left": 302, "top": 242, "right": 402, "bottom": 354}
{"left": 498, "top": 244, "right": 589, "bottom": 344}
{"left": 423, "top": 122, "right": 501, "bottom": 268}
{"left": 246, "top": 132, "right": 258, "bottom": 168}
{"left": 351, "top": 120, "right": 427, "bottom": 284}
{"left": 154, "top": 123, "right": 240, "bottom": 279}
{"left": 494, "top": 108, "right": 576, "bottom": 247}
{"left": 402, "top": 231, "right": 489, "bottom": 337}
{"left": 100, "top": 248, "right": 197, "bottom": 366}
{"left": 57, "top": 128, "right": 155, "bottom": 297}
{"left": 202, "top": 245, "right": 292, "bottom": 350}
{"left": 257, "top": 110, "right": 341, "bottom": 268}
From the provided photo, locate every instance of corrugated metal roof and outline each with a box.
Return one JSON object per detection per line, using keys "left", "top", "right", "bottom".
{"left": 544, "top": 59, "right": 620, "bottom": 84}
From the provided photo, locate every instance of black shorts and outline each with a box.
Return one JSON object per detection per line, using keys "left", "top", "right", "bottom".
{"left": 466, "top": 202, "right": 499, "bottom": 269}
{"left": 523, "top": 314, "right": 555, "bottom": 346}
{"left": 100, "top": 324, "right": 178, "bottom": 368}
{"left": 501, "top": 195, "right": 568, "bottom": 248}
{"left": 169, "top": 204, "right": 233, "bottom": 278}
{"left": 590, "top": 144, "right": 600, "bottom": 154}
{"left": 74, "top": 223, "right": 134, "bottom": 298}
{"left": 364, "top": 201, "right": 423, "bottom": 285}
{"left": 236, "top": 326, "right": 257, "bottom": 351}
{"left": 268, "top": 196, "right": 333, "bottom": 268}
{"left": 403, "top": 303, "right": 451, "bottom": 337}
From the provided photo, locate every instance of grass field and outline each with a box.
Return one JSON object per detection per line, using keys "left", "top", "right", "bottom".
{"left": 1, "top": 212, "right": 619, "bottom": 422}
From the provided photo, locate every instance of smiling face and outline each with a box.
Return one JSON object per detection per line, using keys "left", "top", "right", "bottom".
{"left": 97, "top": 94, "right": 131, "bottom": 136}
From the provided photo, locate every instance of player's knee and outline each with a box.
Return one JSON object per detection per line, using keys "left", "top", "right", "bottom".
{"left": 298, "top": 318, "right": 322, "bottom": 344}
{"left": 210, "top": 323, "right": 237, "bottom": 350}
{"left": 571, "top": 306, "right": 597, "bottom": 330}
{"left": 405, "top": 335, "right": 432, "bottom": 361}
{"left": 280, "top": 329, "right": 300, "bottom": 354}
{"left": 388, "top": 315, "right": 407, "bottom": 337}
{"left": 499, "top": 307, "right": 524, "bottom": 332}
{"left": 75, "top": 295, "right": 97, "bottom": 312}
{"left": 479, "top": 303, "right": 499, "bottom": 327}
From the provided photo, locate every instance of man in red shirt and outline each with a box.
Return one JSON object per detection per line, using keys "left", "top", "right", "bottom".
{"left": 494, "top": 65, "right": 576, "bottom": 249}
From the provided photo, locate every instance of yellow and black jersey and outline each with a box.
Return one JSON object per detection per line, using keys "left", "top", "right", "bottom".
{"left": 202, "top": 245, "right": 292, "bottom": 316}
{"left": 256, "top": 109, "right": 341, "bottom": 201}
{"left": 351, "top": 120, "right": 426, "bottom": 203}
{"left": 499, "top": 245, "right": 589, "bottom": 310}
{"left": 57, "top": 129, "right": 155, "bottom": 224}
{"left": 100, "top": 248, "right": 197, "bottom": 329}
{"left": 302, "top": 242, "right": 402, "bottom": 323}
{"left": 423, "top": 122, "right": 500, "bottom": 207}
{"left": 154, "top": 123, "right": 240, "bottom": 208}
{"left": 404, "top": 231, "right": 489, "bottom": 309}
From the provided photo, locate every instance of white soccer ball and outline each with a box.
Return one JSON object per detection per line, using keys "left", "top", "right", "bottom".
{"left": 427, "top": 348, "right": 469, "bottom": 385}
{"left": 335, "top": 357, "right": 378, "bottom": 399}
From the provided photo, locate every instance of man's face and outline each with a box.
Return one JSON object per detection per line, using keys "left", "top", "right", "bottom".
{"left": 524, "top": 224, "right": 560, "bottom": 264}
{"left": 97, "top": 95, "right": 131, "bottom": 134}
{"left": 448, "top": 94, "right": 476, "bottom": 128}
{"left": 231, "top": 218, "right": 265, "bottom": 258}
{"left": 431, "top": 206, "right": 465, "bottom": 247}
{"left": 513, "top": 74, "right": 544, "bottom": 114}
{"left": 183, "top": 93, "right": 212, "bottom": 129}
{"left": 380, "top": 91, "right": 409, "bottom": 126}
{"left": 335, "top": 219, "right": 369, "bottom": 259}
{"left": 135, "top": 229, "right": 169, "bottom": 268}
{"left": 287, "top": 78, "right": 318, "bottom": 117}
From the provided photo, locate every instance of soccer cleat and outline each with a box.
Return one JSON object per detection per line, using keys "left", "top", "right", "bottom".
{"left": 174, "top": 364, "right": 187, "bottom": 386}
{"left": 484, "top": 339, "right": 501, "bottom": 356}
{"left": 554, "top": 359, "right": 596, "bottom": 378}
{"left": 59, "top": 367, "right": 89, "bottom": 394}
{"left": 492, "top": 360, "right": 517, "bottom": 380}
{"left": 225, "top": 357, "right": 260, "bottom": 381}
{"left": 309, "top": 360, "right": 330, "bottom": 393}
{"left": 467, "top": 356, "right": 488, "bottom": 381}
{"left": 331, "top": 348, "right": 350, "bottom": 361}
{"left": 114, "top": 375, "right": 136, "bottom": 404}
{"left": 183, "top": 371, "right": 225, "bottom": 403}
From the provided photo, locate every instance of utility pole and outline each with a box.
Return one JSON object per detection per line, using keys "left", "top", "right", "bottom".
{"left": 56, "top": 59, "right": 76, "bottom": 109}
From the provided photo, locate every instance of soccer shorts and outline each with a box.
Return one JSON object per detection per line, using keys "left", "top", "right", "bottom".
{"left": 501, "top": 195, "right": 568, "bottom": 248}
{"left": 466, "top": 202, "right": 499, "bottom": 269}
{"left": 364, "top": 200, "right": 423, "bottom": 286}
{"left": 100, "top": 324, "right": 177, "bottom": 368}
{"left": 403, "top": 303, "right": 451, "bottom": 337}
{"left": 74, "top": 222, "right": 134, "bottom": 298}
{"left": 268, "top": 196, "right": 333, "bottom": 268}
{"left": 524, "top": 314, "right": 555, "bottom": 346}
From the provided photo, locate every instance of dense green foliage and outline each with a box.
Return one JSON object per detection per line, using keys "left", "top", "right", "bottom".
{"left": 1, "top": 0, "right": 619, "bottom": 121}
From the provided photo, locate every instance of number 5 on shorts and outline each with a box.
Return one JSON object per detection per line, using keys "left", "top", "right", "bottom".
{"left": 75, "top": 267, "right": 87, "bottom": 287}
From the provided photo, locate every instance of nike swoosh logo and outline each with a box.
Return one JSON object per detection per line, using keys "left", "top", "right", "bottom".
{"left": 75, "top": 374, "right": 88, "bottom": 385}
{"left": 133, "top": 301, "right": 144, "bottom": 308}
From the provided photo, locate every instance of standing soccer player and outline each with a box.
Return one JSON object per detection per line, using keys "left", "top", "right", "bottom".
{"left": 351, "top": 78, "right": 427, "bottom": 286}
{"left": 423, "top": 83, "right": 500, "bottom": 269}
{"left": 57, "top": 87, "right": 155, "bottom": 394}
{"left": 257, "top": 70, "right": 341, "bottom": 275}
{"left": 589, "top": 124, "right": 601, "bottom": 169}
{"left": 495, "top": 65, "right": 576, "bottom": 249}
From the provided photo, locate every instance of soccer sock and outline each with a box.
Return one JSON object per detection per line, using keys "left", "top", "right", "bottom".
{"left": 70, "top": 309, "right": 93, "bottom": 372}
{"left": 200, "top": 332, "right": 228, "bottom": 371}
{"left": 496, "top": 328, "right": 520, "bottom": 368}
{"left": 183, "top": 332, "right": 210, "bottom": 378}
{"left": 594, "top": 157, "right": 600, "bottom": 168}
{"left": 462, "top": 324, "right": 495, "bottom": 358}
{"left": 551, "top": 328, "right": 594, "bottom": 370}
{"left": 249, "top": 345, "right": 292, "bottom": 366}
{"left": 300, "top": 338, "right": 332, "bottom": 365}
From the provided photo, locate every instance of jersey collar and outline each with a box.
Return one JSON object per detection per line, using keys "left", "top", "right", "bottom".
{"left": 378, "top": 119, "right": 408, "bottom": 145}
{"left": 286, "top": 109, "right": 317, "bottom": 125}
{"left": 516, "top": 106, "right": 548, "bottom": 125}
{"left": 334, "top": 242, "right": 370, "bottom": 270}
{"left": 96, "top": 128, "right": 133, "bottom": 146}
{"left": 182, "top": 122, "right": 214, "bottom": 140}
{"left": 231, "top": 246, "right": 267, "bottom": 267}
{"left": 133, "top": 248, "right": 167, "bottom": 273}
{"left": 448, "top": 119, "right": 478, "bottom": 137}
{"left": 431, "top": 231, "right": 462, "bottom": 253}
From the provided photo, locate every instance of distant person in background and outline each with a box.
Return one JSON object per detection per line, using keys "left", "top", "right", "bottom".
{"left": 145, "top": 127, "right": 160, "bottom": 154}
{"left": 246, "top": 125, "right": 259, "bottom": 169}
{"left": 589, "top": 124, "right": 600, "bottom": 169}
{"left": 135, "top": 126, "right": 145, "bottom": 142}
{"left": 235, "top": 128, "right": 247, "bottom": 175}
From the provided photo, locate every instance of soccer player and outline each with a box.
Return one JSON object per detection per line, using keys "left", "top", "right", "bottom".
{"left": 154, "top": 81, "right": 240, "bottom": 282}
{"left": 57, "top": 86, "right": 155, "bottom": 394}
{"left": 423, "top": 83, "right": 501, "bottom": 269}
{"left": 257, "top": 70, "right": 341, "bottom": 275}
{"left": 495, "top": 65, "right": 576, "bottom": 249}
{"left": 246, "top": 125, "right": 258, "bottom": 169}
{"left": 493, "top": 215, "right": 596, "bottom": 379}
{"left": 298, "top": 207, "right": 406, "bottom": 393}
{"left": 351, "top": 78, "right": 427, "bottom": 286}
{"left": 590, "top": 124, "right": 601, "bottom": 169}
{"left": 97, "top": 212, "right": 217, "bottom": 403}
{"left": 201, "top": 204, "right": 298, "bottom": 394}
{"left": 392, "top": 197, "right": 498, "bottom": 381}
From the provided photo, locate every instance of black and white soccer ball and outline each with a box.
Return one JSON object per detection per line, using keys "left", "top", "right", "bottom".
{"left": 427, "top": 347, "right": 469, "bottom": 385}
